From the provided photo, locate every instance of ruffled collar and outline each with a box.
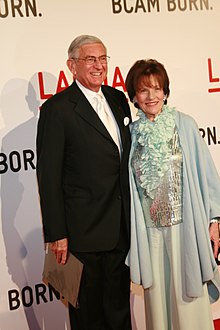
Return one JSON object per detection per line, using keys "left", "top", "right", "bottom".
{"left": 132, "top": 105, "right": 176, "bottom": 198}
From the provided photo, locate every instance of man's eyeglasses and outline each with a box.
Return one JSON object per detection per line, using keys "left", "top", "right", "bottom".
{"left": 72, "top": 55, "right": 110, "bottom": 65}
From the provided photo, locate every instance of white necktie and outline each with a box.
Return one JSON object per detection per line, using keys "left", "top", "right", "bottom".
{"left": 94, "top": 94, "right": 121, "bottom": 152}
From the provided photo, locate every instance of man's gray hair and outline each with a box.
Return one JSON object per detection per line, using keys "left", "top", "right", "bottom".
{"left": 68, "top": 35, "right": 107, "bottom": 59}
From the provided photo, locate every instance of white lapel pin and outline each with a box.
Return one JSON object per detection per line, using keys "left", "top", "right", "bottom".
{"left": 124, "top": 117, "right": 130, "bottom": 126}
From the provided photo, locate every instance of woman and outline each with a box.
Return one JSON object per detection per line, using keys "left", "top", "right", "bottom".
{"left": 125, "top": 59, "right": 220, "bottom": 330}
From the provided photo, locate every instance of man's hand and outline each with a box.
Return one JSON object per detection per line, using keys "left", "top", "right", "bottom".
{"left": 209, "top": 222, "right": 219, "bottom": 259}
{"left": 50, "top": 238, "right": 68, "bottom": 264}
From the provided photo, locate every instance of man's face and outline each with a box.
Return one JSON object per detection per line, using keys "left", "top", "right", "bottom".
{"left": 68, "top": 43, "right": 108, "bottom": 92}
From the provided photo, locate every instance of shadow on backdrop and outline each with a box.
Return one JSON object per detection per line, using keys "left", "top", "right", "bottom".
{"left": 0, "top": 74, "right": 70, "bottom": 330}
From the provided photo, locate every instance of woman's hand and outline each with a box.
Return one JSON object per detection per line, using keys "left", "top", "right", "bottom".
{"left": 209, "top": 222, "right": 219, "bottom": 259}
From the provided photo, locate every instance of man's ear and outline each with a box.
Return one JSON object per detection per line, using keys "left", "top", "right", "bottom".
{"left": 66, "top": 59, "right": 76, "bottom": 76}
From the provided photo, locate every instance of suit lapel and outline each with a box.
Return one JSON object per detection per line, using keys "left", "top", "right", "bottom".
{"left": 68, "top": 82, "right": 128, "bottom": 150}
{"left": 68, "top": 82, "right": 114, "bottom": 142}
{"left": 102, "top": 88, "right": 127, "bottom": 149}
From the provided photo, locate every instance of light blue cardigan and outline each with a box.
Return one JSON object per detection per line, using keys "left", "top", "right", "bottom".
{"left": 126, "top": 110, "right": 220, "bottom": 302}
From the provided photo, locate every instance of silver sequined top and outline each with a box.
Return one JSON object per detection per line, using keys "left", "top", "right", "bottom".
{"left": 132, "top": 128, "right": 183, "bottom": 228}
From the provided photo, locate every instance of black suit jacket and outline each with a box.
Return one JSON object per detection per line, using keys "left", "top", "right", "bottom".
{"left": 37, "top": 81, "right": 131, "bottom": 252}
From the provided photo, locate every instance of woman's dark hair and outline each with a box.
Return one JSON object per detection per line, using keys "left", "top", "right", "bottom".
{"left": 125, "top": 59, "right": 170, "bottom": 106}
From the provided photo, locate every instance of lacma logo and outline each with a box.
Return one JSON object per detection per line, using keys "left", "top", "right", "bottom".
{"left": 208, "top": 58, "right": 220, "bottom": 93}
{"left": 0, "top": 0, "right": 42, "bottom": 18}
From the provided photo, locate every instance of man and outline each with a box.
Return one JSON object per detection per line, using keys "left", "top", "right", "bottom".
{"left": 36, "top": 35, "right": 132, "bottom": 329}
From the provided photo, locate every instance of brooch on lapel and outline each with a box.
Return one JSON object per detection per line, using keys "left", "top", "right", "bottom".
{"left": 124, "top": 117, "right": 130, "bottom": 126}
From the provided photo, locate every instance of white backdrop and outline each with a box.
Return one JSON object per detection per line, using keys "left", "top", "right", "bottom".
{"left": 1, "top": 1, "right": 220, "bottom": 329}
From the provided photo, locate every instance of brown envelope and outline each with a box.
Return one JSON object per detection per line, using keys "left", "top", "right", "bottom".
{"left": 42, "top": 247, "right": 84, "bottom": 308}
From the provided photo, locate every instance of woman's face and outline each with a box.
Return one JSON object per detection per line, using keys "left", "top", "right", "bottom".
{"left": 135, "top": 74, "right": 165, "bottom": 121}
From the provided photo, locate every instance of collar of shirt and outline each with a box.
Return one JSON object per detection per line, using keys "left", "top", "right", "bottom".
{"left": 75, "top": 80, "right": 114, "bottom": 123}
{"left": 75, "top": 79, "right": 102, "bottom": 107}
